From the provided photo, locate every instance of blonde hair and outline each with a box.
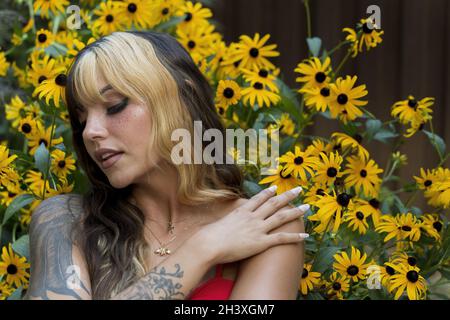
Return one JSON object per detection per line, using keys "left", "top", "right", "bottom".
{"left": 66, "top": 31, "right": 244, "bottom": 298}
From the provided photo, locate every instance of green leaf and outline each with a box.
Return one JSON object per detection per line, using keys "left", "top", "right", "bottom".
{"left": 423, "top": 130, "right": 446, "bottom": 157}
{"left": 365, "top": 119, "right": 382, "bottom": 140}
{"left": 373, "top": 129, "right": 398, "bottom": 143}
{"left": 311, "top": 246, "right": 341, "bottom": 273}
{"left": 7, "top": 286, "right": 23, "bottom": 300}
{"left": 12, "top": 235, "right": 29, "bottom": 260}
{"left": 2, "top": 193, "right": 34, "bottom": 225}
{"left": 34, "top": 142, "right": 50, "bottom": 175}
{"left": 243, "top": 180, "right": 263, "bottom": 197}
{"left": 275, "top": 78, "right": 301, "bottom": 121}
{"left": 306, "top": 37, "right": 322, "bottom": 57}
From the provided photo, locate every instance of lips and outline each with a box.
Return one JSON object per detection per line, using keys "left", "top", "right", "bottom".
{"left": 100, "top": 152, "right": 123, "bottom": 170}
{"left": 94, "top": 148, "right": 124, "bottom": 170}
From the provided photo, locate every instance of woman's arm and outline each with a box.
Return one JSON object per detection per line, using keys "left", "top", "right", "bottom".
{"left": 229, "top": 204, "right": 306, "bottom": 300}
{"left": 26, "top": 187, "right": 307, "bottom": 300}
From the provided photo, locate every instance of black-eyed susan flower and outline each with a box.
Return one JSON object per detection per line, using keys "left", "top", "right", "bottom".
{"left": 300, "top": 84, "right": 332, "bottom": 112}
{"left": 35, "top": 29, "right": 54, "bottom": 49}
{"left": 326, "top": 272, "right": 350, "bottom": 300}
{"left": 391, "top": 95, "right": 434, "bottom": 125}
{"left": 309, "top": 191, "right": 353, "bottom": 233}
{"left": 259, "top": 165, "right": 303, "bottom": 195}
{"left": 387, "top": 263, "right": 427, "bottom": 300}
{"left": 33, "top": 66, "right": 67, "bottom": 108}
{"left": 152, "top": 0, "right": 182, "bottom": 25}
{"left": 18, "top": 116, "right": 39, "bottom": 138}
{"left": 0, "top": 182, "right": 23, "bottom": 207}
{"left": 391, "top": 251, "right": 419, "bottom": 268}
{"left": 230, "top": 33, "right": 280, "bottom": 71}
{"left": 176, "top": 22, "right": 217, "bottom": 63}
{"left": 241, "top": 81, "right": 280, "bottom": 108}
{"left": 27, "top": 53, "right": 61, "bottom": 88}
{"left": 344, "top": 206, "right": 371, "bottom": 234}
{"left": 414, "top": 168, "right": 436, "bottom": 190}
{"left": 420, "top": 214, "right": 443, "bottom": 240}
{"left": 295, "top": 57, "right": 331, "bottom": 90}
{"left": 279, "top": 146, "right": 316, "bottom": 182}
{"left": 377, "top": 213, "right": 422, "bottom": 243}
{"left": 0, "top": 280, "right": 13, "bottom": 300}
{"left": 343, "top": 156, "right": 383, "bottom": 197}
{"left": 0, "top": 244, "right": 30, "bottom": 288}
{"left": 342, "top": 27, "right": 359, "bottom": 58}
{"left": 303, "top": 183, "right": 329, "bottom": 205}
{"left": 4, "top": 95, "right": 27, "bottom": 129}
{"left": 312, "top": 151, "right": 343, "bottom": 186}
{"left": 216, "top": 80, "right": 241, "bottom": 107}
{"left": 403, "top": 112, "right": 430, "bottom": 138}
{"left": 0, "top": 51, "right": 10, "bottom": 77}
{"left": 277, "top": 113, "right": 296, "bottom": 136}
{"left": 117, "top": 0, "right": 155, "bottom": 29}
{"left": 331, "top": 132, "right": 369, "bottom": 160}
{"left": 27, "top": 122, "right": 64, "bottom": 156}
{"left": 353, "top": 197, "right": 382, "bottom": 226}
{"left": 33, "top": 0, "right": 69, "bottom": 18}
{"left": 50, "top": 149, "right": 76, "bottom": 182}
{"left": 305, "top": 139, "right": 333, "bottom": 157}
{"left": 92, "top": 1, "right": 126, "bottom": 36}
{"left": 176, "top": 0, "right": 212, "bottom": 31}
{"left": 421, "top": 167, "right": 450, "bottom": 208}
{"left": 329, "top": 75, "right": 367, "bottom": 123}
{"left": 299, "top": 264, "right": 321, "bottom": 295}
{"left": 241, "top": 66, "right": 279, "bottom": 93}
{"left": 24, "top": 170, "right": 49, "bottom": 196}
{"left": 357, "top": 18, "right": 384, "bottom": 52}
{"left": 0, "top": 145, "right": 18, "bottom": 186}
{"left": 380, "top": 263, "right": 396, "bottom": 290}
{"left": 333, "top": 246, "right": 372, "bottom": 282}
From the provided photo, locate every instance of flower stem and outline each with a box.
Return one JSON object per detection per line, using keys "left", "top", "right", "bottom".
{"left": 42, "top": 107, "right": 57, "bottom": 200}
{"left": 328, "top": 40, "right": 352, "bottom": 56}
{"left": 332, "top": 49, "right": 352, "bottom": 81}
{"left": 303, "top": 0, "right": 312, "bottom": 39}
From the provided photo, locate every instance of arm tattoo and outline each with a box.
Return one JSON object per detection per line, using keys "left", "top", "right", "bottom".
{"left": 27, "top": 194, "right": 90, "bottom": 299}
{"left": 112, "top": 264, "right": 185, "bottom": 300}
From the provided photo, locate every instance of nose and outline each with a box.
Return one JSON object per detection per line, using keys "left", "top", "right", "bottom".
{"left": 82, "top": 115, "right": 109, "bottom": 142}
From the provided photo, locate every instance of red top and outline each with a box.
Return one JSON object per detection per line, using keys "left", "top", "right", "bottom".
{"left": 187, "top": 264, "right": 235, "bottom": 300}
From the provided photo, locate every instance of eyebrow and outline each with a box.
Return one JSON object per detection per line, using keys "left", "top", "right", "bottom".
{"left": 100, "top": 84, "right": 113, "bottom": 95}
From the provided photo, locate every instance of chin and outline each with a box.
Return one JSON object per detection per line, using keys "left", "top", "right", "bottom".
{"left": 107, "top": 174, "right": 132, "bottom": 189}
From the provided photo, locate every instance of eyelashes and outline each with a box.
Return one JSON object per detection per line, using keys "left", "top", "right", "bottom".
{"left": 77, "top": 97, "right": 129, "bottom": 130}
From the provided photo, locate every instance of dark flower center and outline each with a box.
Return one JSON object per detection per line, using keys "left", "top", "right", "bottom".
{"left": 253, "top": 82, "right": 263, "bottom": 90}
{"left": 21, "top": 123, "right": 32, "bottom": 134}
{"left": 162, "top": 7, "right": 169, "bottom": 15}
{"left": 356, "top": 211, "right": 364, "bottom": 220}
{"left": 347, "top": 265, "right": 359, "bottom": 276}
{"left": 407, "top": 257, "right": 417, "bottom": 266}
{"left": 353, "top": 134, "right": 363, "bottom": 144}
{"left": 185, "top": 12, "right": 193, "bottom": 21}
{"left": 258, "top": 69, "right": 268, "bottom": 78}
{"left": 39, "top": 139, "right": 48, "bottom": 147}
{"left": 106, "top": 14, "right": 114, "bottom": 23}
{"left": 249, "top": 48, "right": 259, "bottom": 58}
{"left": 406, "top": 270, "right": 419, "bottom": 283}
{"left": 320, "top": 87, "right": 330, "bottom": 97}
{"left": 337, "top": 193, "right": 350, "bottom": 207}
{"left": 369, "top": 198, "right": 380, "bottom": 209}
{"left": 424, "top": 180, "right": 432, "bottom": 187}
{"left": 187, "top": 40, "right": 196, "bottom": 49}
{"left": 401, "top": 225, "right": 412, "bottom": 232}
{"left": 337, "top": 94, "right": 348, "bottom": 105}
{"left": 218, "top": 107, "right": 224, "bottom": 115}
{"left": 360, "top": 169, "right": 367, "bottom": 178}
{"left": 58, "top": 160, "right": 66, "bottom": 168}
{"left": 316, "top": 188, "right": 325, "bottom": 196}
{"left": 55, "top": 74, "right": 67, "bottom": 86}
{"left": 433, "top": 221, "right": 442, "bottom": 232}
{"left": 8, "top": 192, "right": 16, "bottom": 198}
{"left": 38, "top": 33, "right": 47, "bottom": 43}
{"left": 7, "top": 264, "right": 18, "bottom": 275}
{"left": 332, "top": 282, "right": 341, "bottom": 291}
{"left": 315, "top": 72, "right": 326, "bottom": 83}
{"left": 385, "top": 265, "right": 395, "bottom": 275}
{"left": 362, "top": 22, "right": 374, "bottom": 34}
{"left": 38, "top": 75, "right": 47, "bottom": 84}
{"left": 127, "top": 3, "right": 137, "bottom": 13}
{"left": 408, "top": 98, "right": 417, "bottom": 109}
{"left": 223, "top": 88, "right": 234, "bottom": 98}
{"left": 302, "top": 268, "right": 309, "bottom": 278}
{"left": 327, "top": 167, "right": 338, "bottom": 177}
{"left": 294, "top": 156, "right": 304, "bottom": 165}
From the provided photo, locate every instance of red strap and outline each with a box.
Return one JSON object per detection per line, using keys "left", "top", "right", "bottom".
{"left": 214, "top": 264, "right": 223, "bottom": 278}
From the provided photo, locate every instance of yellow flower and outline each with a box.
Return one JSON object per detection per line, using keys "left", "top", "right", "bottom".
{"left": 342, "top": 27, "right": 359, "bottom": 58}
{"left": 5, "top": 95, "right": 27, "bottom": 129}
{"left": 377, "top": 213, "right": 422, "bottom": 242}
{"left": 216, "top": 80, "right": 241, "bottom": 107}
{"left": 391, "top": 95, "right": 434, "bottom": 125}
{"left": 344, "top": 206, "right": 370, "bottom": 234}
{"left": 0, "top": 182, "right": 23, "bottom": 207}
{"left": 305, "top": 139, "right": 333, "bottom": 157}
{"left": 299, "top": 264, "right": 321, "bottom": 295}
{"left": 0, "top": 145, "right": 18, "bottom": 187}
{"left": 33, "top": 0, "right": 69, "bottom": 18}
{"left": 277, "top": 113, "right": 296, "bottom": 136}
{"left": 26, "top": 122, "right": 64, "bottom": 156}
{"left": 229, "top": 33, "right": 280, "bottom": 71}
{"left": 329, "top": 75, "right": 368, "bottom": 124}
{"left": 387, "top": 263, "right": 427, "bottom": 300}
{"left": 358, "top": 18, "right": 384, "bottom": 52}
{"left": 18, "top": 116, "right": 40, "bottom": 139}
{"left": 343, "top": 156, "right": 383, "bottom": 197}
{"left": 241, "top": 66, "right": 279, "bottom": 93}
{"left": 309, "top": 191, "right": 353, "bottom": 233}
{"left": 117, "top": 0, "right": 156, "bottom": 29}
{"left": 333, "top": 246, "right": 372, "bottom": 282}
{"left": 176, "top": 0, "right": 212, "bottom": 32}
{"left": 0, "top": 244, "right": 30, "bottom": 288}
{"left": 311, "top": 151, "right": 343, "bottom": 186}
{"left": 279, "top": 146, "right": 316, "bottom": 182}
{"left": 300, "top": 83, "right": 332, "bottom": 112}
{"left": 258, "top": 165, "right": 303, "bottom": 195}
{"left": 0, "top": 280, "right": 14, "bottom": 300}
{"left": 353, "top": 197, "right": 382, "bottom": 227}
{"left": 92, "top": 1, "right": 127, "bottom": 36}
{"left": 420, "top": 214, "right": 443, "bottom": 240}
{"left": 50, "top": 149, "right": 77, "bottom": 182}
{"left": 176, "top": 22, "right": 217, "bottom": 63}
{"left": 0, "top": 51, "right": 10, "bottom": 77}
{"left": 35, "top": 29, "right": 54, "bottom": 49}
{"left": 331, "top": 132, "right": 369, "bottom": 160}
{"left": 295, "top": 57, "right": 331, "bottom": 90}
{"left": 241, "top": 81, "right": 280, "bottom": 108}
{"left": 326, "top": 272, "right": 350, "bottom": 299}
{"left": 303, "top": 183, "right": 329, "bottom": 205}
{"left": 33, "top": 67, "right": 67, "bottom": 108}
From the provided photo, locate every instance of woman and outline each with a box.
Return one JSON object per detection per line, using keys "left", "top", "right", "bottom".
{"left": 26, "top": 31, "right": 309, "bottom": 300}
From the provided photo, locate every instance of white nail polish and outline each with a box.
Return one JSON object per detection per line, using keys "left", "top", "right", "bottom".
{"left": 297, "top": 204, "right": 310, "bottom": 212}
{"left": 268, "top": 185, "right": 278, "bottom": 193}
{"left": 299, "top": 233, "right": 309, "bottom": 239}
{"left": 290, "top": 186, "right": 302, "bottom": 195}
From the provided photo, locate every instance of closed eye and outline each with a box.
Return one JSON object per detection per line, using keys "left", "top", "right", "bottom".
{"left": 107, "top": 98, "right": 129, "bottom": 115}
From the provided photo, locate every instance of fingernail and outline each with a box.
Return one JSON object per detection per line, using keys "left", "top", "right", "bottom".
{"left": 290, "top": 186, "right": 302, "bottom": 195}
{"left": 297, "top": 204, "right": 310, "bottom": 212}
{"left": 268, "top": 185, "right": 278, "bottom": 193}
{"left": 299, "top": 233, "right": 309, "bottom": 239}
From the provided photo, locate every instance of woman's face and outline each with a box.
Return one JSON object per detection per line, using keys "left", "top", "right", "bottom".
{"left": 77, "top": 77, "right": 158, "bottom": 188}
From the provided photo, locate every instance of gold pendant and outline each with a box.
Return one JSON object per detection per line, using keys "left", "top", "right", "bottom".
{"left": 154, "top": 247, "right": 171, "bottom": 256}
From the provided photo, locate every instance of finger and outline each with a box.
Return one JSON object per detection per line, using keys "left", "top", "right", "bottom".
{"left": 264, "top": 204, "right": 310, "bottom": 232}
{"left": 255, "top": 186, "right": 303, "bottom": 219}
{"left": 240, "top": 185, "right": 278, "bottom": 212}
{"left": 266, "top": 232, "right": 309, "bottom": 246}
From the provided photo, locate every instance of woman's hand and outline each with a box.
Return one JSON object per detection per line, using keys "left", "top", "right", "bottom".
{"left": 195, "top": 186, "right": 310, "bottom": 266}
